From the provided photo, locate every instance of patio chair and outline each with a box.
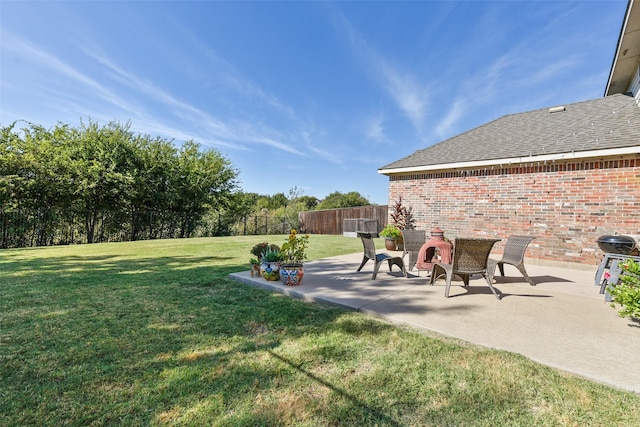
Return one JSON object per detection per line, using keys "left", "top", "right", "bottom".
{"left": 492, "top": 235, "right": 536, "bottom": 286}
{"left": 356, "top": 232, "right": 407, "bottom": 280}
{"left": 401, "top": 229, "right": 427, "bottom": 273}
{"left": 429, "top": 238, "right": 502, "bottom": 299}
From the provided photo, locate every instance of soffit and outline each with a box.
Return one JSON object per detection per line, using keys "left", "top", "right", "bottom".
{"left": 606, "top": 0, "right": 640, "bottom": 95}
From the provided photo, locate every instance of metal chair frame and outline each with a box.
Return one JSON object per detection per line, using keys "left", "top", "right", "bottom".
{"left": 356, "top": 232, "right": 407, "bottom": 280}
{"left": 401, "top": 229, "right": 427, "bottom": 273}
{"left": 493, "top": 235, "right": 536, "bottom": 286}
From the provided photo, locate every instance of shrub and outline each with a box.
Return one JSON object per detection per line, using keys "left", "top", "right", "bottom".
{"left": 608, "top": 258, "right": 640, "bottom": 319}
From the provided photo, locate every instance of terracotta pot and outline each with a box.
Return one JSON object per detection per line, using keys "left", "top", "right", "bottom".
{"left": 384, "top": 238, "right": 397, "bottom": 251}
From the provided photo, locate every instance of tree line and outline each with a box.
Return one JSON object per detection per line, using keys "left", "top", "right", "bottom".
{"left": 1, "top": 120, "right": 372, "bottom": 248}
{"left": 1, "top": 120, "right": 238, "bottom": 246}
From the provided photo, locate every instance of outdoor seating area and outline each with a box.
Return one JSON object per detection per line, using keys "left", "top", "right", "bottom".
{"left": 357, "top": 229, "right": 537, "bottom": 301}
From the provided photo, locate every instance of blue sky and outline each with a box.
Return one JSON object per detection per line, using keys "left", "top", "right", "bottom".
{"left": 0, "top": 1, "right": 628, "bottom": 204}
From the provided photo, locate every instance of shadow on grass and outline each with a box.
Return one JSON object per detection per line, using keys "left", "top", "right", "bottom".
{"left": 266, "top": 349, "right": 402, "bottom": 426}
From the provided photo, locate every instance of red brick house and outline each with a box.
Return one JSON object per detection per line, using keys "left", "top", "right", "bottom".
{"left": 379, "top": 0, "right": 640, "bottom": 267}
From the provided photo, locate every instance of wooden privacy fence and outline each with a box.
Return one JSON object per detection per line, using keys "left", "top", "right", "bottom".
{"left": 299, "top": 205, "right": 388, "bottom": 235}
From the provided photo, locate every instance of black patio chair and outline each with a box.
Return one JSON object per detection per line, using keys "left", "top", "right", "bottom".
{"left": 429, "top": 238, "right": 502, "bottom": 299}
{"left": 356, "top": 232, "right": 407, "bottom": 280}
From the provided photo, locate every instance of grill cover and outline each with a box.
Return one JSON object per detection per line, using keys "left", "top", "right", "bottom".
{"left": 596, "top": 235, "right": 637, "bottom": 255}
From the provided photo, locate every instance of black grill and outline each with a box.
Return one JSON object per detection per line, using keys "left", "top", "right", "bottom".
{"left": 596, "top": 235, "right": 637, "bottom": 255}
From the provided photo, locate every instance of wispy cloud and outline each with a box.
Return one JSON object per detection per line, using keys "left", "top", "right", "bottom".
{"left": 435, "top": 98, "right": 466, "bottom": 138}
{"left": 300, "top": 131, "right": 345, "bottom": 165}
{"left": 380, "top": 65, "right": 428, "bottom": 132}
{"left": 175, "top": 24, "right": 301, "bottom": 122}
{"left": 335, "top": 13, "right": 429, "bottom": 134}
{"left": 82, "top": 50, "right": 247, "bottom": 142}
{"left": 527, "top": 57, "right": 580, "bottom": 86}
{"left": 2, "top": 28, "right": 311, "bottom": 155}
{"left": 1, "top": 30, "right": 137, "bottom": 115}
{"left": 307, "top": 143, "right": 345, "bottom": 165}
{"left": 366, "top": 113, "right": 387, "bottom": 143}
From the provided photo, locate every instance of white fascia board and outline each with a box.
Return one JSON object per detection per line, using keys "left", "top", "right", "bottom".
{"left": 378, "top": 146, "right": 640, "bottom": 175}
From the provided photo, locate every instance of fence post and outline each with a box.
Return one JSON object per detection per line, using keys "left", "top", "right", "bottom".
{"left": 261, "top": 209, "right": 268, "bottom": 235}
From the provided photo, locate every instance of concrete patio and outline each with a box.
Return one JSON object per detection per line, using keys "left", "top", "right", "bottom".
{"left": 230, "top": 252, "right": 640, "bottom": 394}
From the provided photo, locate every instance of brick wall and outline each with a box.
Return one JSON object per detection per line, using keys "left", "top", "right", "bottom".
{"left": 387, "top": 155, "right": 640, "bottom": 266}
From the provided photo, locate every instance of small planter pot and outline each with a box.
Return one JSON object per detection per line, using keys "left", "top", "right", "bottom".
{"left": 250, "top": 263, "right": 261, "bottom": 277}
{"left": 384, "top": 238, "right": 397, "bottom": 251}
{"left": 260, "top": 261, "right": 280, "bottom": 281}
{"left": 280, "top": 263, "right": 304, "bottom": 286}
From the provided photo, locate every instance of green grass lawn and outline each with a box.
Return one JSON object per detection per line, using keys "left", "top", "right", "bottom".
{"left": 1, "top": 235, "right": 639, "bottom": 426}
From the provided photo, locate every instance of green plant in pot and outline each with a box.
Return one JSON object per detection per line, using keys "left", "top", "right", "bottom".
{"left": 259, "top": 245, "right": 282, "bottom": 281}
{"left": 380, "top": 224, "right": 402, "bottom": 251}
{"left": 250, "top": 242, "right": 279, "bottom": 260}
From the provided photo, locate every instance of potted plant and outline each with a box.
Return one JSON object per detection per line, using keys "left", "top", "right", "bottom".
{"left": 380, "top": 224, "right": 402, "bottom": 251}
{"left": 389, "top": 197, "right": 415, "bottom": 251}
{"left": 249, "top": 257, "right": 260, "bottom": 277}
{"left": 279, "top": 229, "right": 310, "bottom": 286}
{"left": 250, "top": 242, "right": 279, "bottom": 260}
{"left": 259, "top": 245, "right": 282, "bottom": 281}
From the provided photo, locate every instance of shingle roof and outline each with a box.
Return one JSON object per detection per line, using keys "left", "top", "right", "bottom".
{"left": 380, "top": 93, "right": 640, "bottom": 172}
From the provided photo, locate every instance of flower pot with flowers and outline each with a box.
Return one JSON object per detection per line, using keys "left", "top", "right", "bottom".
{"left": 260, "top": 245, "right": 282, "bottom": 281}
{"left": 279, "top": 229, "right": 310, "bottom": 286}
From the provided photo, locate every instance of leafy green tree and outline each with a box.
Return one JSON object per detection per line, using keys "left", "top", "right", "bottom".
{"left": 255, "top": 192, "right": 288, "bottom": 212}
{"left": 1, "top": 118, "right": 239, "bottom": 245}
{"left": 297, "top": 195, "right": 320, "bottom": 210}
{"left": 128, "top": 134, "right": 178, "bottom": 239}
{"left": 69, "top": 120, "right": 137, "bottom": 243}
{"left": 315, "top": 191, "right": 370, "bottom": 210}
{"left": 0, "top": 122, "right": 29, "bottom": 247}
{"left": 233, "top": 192, "right": 261, "bottom": 217}
{"left": 20, "top": 123, "right": 78, "bottom": 245}
{"left": 0, "top": 122, "right": 81, "bottom": 245}
{"left": 170, "top": 141, "right": 238, "bottom": 238}
{"left": 0, "top": 123, "right": 23, "bottom": 210}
